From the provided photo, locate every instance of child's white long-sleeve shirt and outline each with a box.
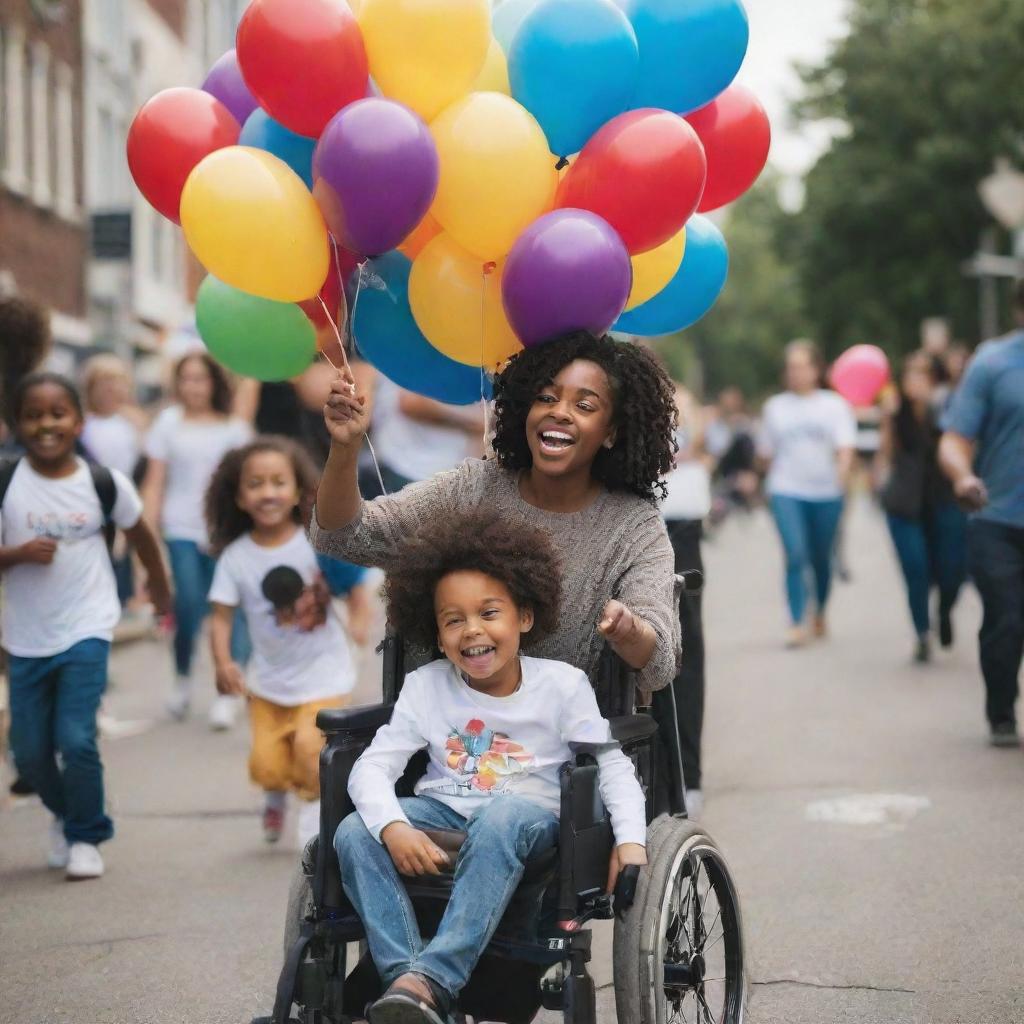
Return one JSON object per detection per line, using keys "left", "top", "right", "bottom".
{"left": 348, "top": 656, "right": 648, "bottom": 848}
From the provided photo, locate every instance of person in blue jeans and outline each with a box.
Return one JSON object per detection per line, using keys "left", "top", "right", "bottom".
{"left": 337, "top": 515, "right": 647, "bottom": 1023}
{"left": 1, "top": 373, "right": 171, "bottom": 879}
{"left": 759, "top": 341, "right": 857, "bottom": 647}
{"left": 940, "top": 282, "right": 1024, "bottom": 747}
{"left": 879, "top": 351, "right": 967, "bottom": 663}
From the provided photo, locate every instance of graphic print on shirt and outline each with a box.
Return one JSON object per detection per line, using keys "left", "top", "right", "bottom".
{"left": 26, "top": 509, "right": 91, "bottom": 541}
{"left": 260, "top": 566, "right": 331, "bottom": 633}
{"left": 441, "top": 718, "right": 534, "bottom": 794}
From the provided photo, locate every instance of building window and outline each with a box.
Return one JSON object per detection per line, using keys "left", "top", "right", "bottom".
{"left": 31, "top": 40, "right": 52, "bottom": 209}
{"left": 55, "top": 61, "right": 76, "bottom": 219}
{"left": 3, "top": 22, "right": 28, "bottom": 194}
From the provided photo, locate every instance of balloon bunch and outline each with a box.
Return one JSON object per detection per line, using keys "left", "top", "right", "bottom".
{"left": 127, "top": 0, "right": 770, "bottom": 400}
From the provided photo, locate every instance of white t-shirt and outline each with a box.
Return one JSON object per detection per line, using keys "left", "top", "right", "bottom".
{"left": 144, "top": 406, "right": 252, "bottom": 544}
{"left": 661, "top": 428, "right": 711, "bottom": 521}
{"left": 0, "top": 458, "right": 142, "bottom": 657}
{"left": 82, "top": 413, "right": 141, "bottom": 478}
{"left": 759, "top": 390, "right": 857, "bottom": 500}
{"left": 208, "top": 529, "right": 356, "bottom": 706}
{"left": 371, "top": 378, "right": 472, "bottom": 483}
{"left": 349, "top": 656, "right": 648, "bottom": 847}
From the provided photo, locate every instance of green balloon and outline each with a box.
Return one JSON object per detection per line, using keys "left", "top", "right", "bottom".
{"left": 196, "top": 276, "right": 318, "bottom": 382}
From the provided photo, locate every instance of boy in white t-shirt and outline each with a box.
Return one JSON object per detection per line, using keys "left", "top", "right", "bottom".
{"left": 0, "top": 373, "right": 171, "bottom": 880}
{"left": 337, "top": 513, "right": 647, "bottom": 1024}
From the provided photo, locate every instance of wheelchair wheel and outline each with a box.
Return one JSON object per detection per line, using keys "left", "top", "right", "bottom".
{"left": 283, "top": 839, "right": 317, "bottom": 959}
{"left": 613, "top": 816, "right": 746, "bottom": 1024}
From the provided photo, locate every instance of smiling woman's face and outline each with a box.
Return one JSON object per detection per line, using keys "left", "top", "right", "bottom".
{"left": 523, "top": 359, "right": 617, "bottom": 479}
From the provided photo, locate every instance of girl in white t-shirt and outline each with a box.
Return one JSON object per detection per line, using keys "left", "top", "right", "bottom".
{"left": 0, "top": 373, "right": 171, "bottom": 880}
{"left": 141, "top": 353, "right": 252, "bottom": 725}
{"left": 205, "top": 437, "right": 359, "bottom": 846}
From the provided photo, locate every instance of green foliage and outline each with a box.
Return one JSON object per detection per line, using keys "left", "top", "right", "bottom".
{"left": 793, "top": 0, "right": 1024, "bottom": 355}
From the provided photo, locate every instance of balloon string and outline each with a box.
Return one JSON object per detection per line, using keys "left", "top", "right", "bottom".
{"left": 479, "top": 266, "right": 491, "bottom": 451}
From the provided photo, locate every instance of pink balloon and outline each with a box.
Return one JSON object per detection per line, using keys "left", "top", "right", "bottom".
{"left": 830, "top": 344, "right": 891, "bottom": 407}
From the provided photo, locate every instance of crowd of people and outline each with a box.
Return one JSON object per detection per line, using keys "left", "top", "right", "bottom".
{"left": 1, "top": 282, "right": 1022, "bottom": 905}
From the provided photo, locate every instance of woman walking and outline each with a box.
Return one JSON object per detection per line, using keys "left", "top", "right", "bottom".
{"left": 759, "top": 340, "right": 857, "bottom": 647}
{"left": 879, "top": 351, "right": 967, "bottom": 662}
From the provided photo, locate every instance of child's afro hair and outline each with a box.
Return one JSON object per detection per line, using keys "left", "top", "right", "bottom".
{"left": 384, "top": 511, "right": 562, "bottom": 651}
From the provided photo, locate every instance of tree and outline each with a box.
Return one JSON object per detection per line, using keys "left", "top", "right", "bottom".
{"left": 793, "top": 0, "right": 1024, "bottom": 356}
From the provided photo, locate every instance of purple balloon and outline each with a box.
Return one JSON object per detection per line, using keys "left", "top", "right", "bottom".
{"left": 201, "top": 50, "right": 258, "bottom": 127}
{"left": 313, "top": 99, "right": 439, "bottom": 257}
{"left": 502, "top": 210, "right": 632, "bottom": 346}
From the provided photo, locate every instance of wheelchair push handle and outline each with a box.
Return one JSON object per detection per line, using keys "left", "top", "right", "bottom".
{"left": 613, "top": 863, "right": 641, "bottom": 919}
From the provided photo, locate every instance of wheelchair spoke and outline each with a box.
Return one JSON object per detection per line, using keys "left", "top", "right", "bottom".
{"left": 698, "top": 906, "right": 722, "bottom": 953}
{"left": 697, "top": 986, "right": 715, "bottom": 1024}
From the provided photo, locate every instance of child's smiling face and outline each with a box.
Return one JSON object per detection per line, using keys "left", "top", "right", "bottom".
{"left": 18, "top": 381, "right": 83, "bottom": 470}
{"left": 434, "top": 570, "right": 534, "bottom": 695}
{"left": 237, "top": 450, "right": 300, "bottom": 532}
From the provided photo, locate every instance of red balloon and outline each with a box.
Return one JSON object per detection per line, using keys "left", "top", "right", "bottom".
{"left": 830, "top": 345, "right": 891, "bottom": 408}
{"left": 686, "top": 85, "right": 771, "bottom": 212}
{"left": 126, "top": 88, "right": 239, "bottom": 224}
{"left": 298, "top": 244, "right": 353, "bottom": 329}
{"left": 555, "top": 109, "right": 707, "bottom": 255}
{"left": 236, "top": 0, "right": 368, "bottom": 139}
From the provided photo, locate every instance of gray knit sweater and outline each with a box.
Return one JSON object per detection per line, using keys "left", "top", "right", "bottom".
{"left": 310, "top": 458, "right": 681, "bottom": 692}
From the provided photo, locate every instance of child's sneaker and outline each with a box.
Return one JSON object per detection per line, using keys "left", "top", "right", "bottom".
{"left": 47, "top": 817, "right": 69, "bottom": 869}
{"left": 166, "top": 675, "right": 192, "bottom": 721}
{"left": 263, "top": 792, "right": 286, "bottom": 844}
{"left": 66, "top": 842, "right": 104, "bottom": 880}
{"left": 208, "top": 694, "right": 241, "bottom": 731}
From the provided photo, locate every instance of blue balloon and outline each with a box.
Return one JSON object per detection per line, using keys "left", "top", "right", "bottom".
{"left": 509, "top": 0, "right": 638, "bottom": 158}
{"left": 353, "top": 252, "right": 490, "bottom": 406}
{"left": 617, "top": 0, "right": 749, "bottom": 114}
{"left": 493, "top": 0, "right": 539, "bottom": 52}
{"left": 615, "top": 215, "right": 728, "bottom": 335}
{"left": 239, "top": 109, "right": 316, "bottom": 189}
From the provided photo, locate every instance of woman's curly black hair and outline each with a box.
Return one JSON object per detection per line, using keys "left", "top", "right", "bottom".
{"left": 384, "top": 512, "right": 562, "bottom": 651}
{"left": 205, "top": 435, "right": 320, "bottom": 554}
{"left": 491, "top": 331, "right": 678, "bottom": 502}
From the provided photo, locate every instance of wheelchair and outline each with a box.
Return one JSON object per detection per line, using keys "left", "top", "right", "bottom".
{"left": 256, "top": 571, "right": 746, "bottom": 1024}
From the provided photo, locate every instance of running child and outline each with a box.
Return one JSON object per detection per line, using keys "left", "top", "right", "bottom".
{"left": 337, "top": 513, "right": 648, "bottom": 1024}
{"left": 206, "top": 437, "right": 359, "bottom": 846}
{"left": 0, "top": 372, "right": 171, "bottom": 880}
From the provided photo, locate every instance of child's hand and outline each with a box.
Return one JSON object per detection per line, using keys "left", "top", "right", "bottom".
{"left": 381, "top": 822, "right": 451, "bottom": 876}
{"left": 19, "top": 538, "right": 58, "bottom": 565}
{"left": 215, "top": 661, "right": 247, "bottom": 696}
{"left": 323, "top": 368, "right": 368, "bottom": 450}
{"left": 146, "top": 576, "right": 173, "bottom": 618}
{"left": 606, "top": 842, "right": 647, "bottom": 895}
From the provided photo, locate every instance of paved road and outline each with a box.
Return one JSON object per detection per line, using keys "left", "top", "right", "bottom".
{"left": 2, "top": 500, "right": 1022, "bottom": 1024}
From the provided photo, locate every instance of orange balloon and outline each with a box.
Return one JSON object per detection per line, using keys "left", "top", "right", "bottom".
{"left": 399, "top": 213, "right": 442, "bottom": 260}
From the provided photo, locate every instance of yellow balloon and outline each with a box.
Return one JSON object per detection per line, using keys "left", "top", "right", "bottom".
{"left": 181, "top": 147, "right": 328, "bottom": 303}
{"left": 359, "top": 0, "right": 490, "bottom": 122}
{"left": 471, "top": 39, "right": 510, "bottom": 95}
{"left": 398, "top": 212, "right": 442, "bottom": 260}
{"left": 624, "top": 228, "right": 687, "bottom": 311}
{"left": 409, "top": 233, "right": 522, "bottom": 370}
{"left": 430, "top": 93, "right": 557, "bottom": 261}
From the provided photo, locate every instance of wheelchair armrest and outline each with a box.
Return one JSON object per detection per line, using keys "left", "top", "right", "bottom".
{"left": 317, "top": 702, "right": 394, "bottom": 735}
{"left": 608, "top": 714, "right": 658, "bottom": 748}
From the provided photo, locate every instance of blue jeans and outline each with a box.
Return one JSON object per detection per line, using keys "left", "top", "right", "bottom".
{"left": 165, "top": 539, "right": 250, "bottom": 676}
{"left": 887, "top": 502, "right": 968, "bottom": 636}
{"left": 769, "top": 495, "right": 844, "bottom": 625}
{"left": 336, "top": 795, "right": 559, "bottom": 998}
{"left": 8, "top": 638, "right": 114, "bottom": 845}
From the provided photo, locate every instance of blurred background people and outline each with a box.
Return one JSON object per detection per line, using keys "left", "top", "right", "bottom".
{"left": 878, "top": 352, "right": 967, "bottom": 663}
{"left": 758, "top": 340, "right": 856, "bottom": 647}
{"left": 704, "top": 386, "right": 759, "bottom": 525}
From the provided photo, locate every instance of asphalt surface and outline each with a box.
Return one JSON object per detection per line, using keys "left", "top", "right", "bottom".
{"left": 2, "top": 499, "right": 1022, "bottom": 1024}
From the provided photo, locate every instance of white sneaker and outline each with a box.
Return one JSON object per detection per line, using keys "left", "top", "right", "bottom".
{"left": 166, "top": 676, "right": 192, "bottom": 721}
{"left": 47, "top": 817, "right": 69, "bottom": 869}
{"left": 208, "top": 693, "right": 242, "bottom": 731}
{"left": 66, "top": 842, "right": 104, "bottom": 880}
{"left": 685, "top": 788, "right": 704, "bottom": 821}
{"left": 297, "top": 799, "right": 321, "bottom": 847}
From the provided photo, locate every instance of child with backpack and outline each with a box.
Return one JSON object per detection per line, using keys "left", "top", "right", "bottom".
{"left": 0, "top": 373, "right": 171, "bottom": 879}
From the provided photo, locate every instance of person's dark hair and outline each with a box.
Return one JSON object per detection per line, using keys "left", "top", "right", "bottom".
{"left": 11, "top": 372, "right": 84, "bottom": 427}
{"left": 261, "top": 566, "right": 305, "bottom": 609}
{"left": 384, "top": 512, "right": 562, "bottom": 650}
{"left": 894, "top": 350, "right": 938, "bottom": 452}
{"left": 1, "top": 297, "right": 53, "bottom": 426}
{"left": 491, "top": 331, "right": 677, "bottom": 502}
{"left": 175, "top": 352, "right": 233, "bottom": 415}
{"left": 205, "top": 436, "right": 320, "bottom": 554}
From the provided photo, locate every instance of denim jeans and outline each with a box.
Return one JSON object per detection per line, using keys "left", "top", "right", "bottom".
{"left": 886, "top": 502, "right": 968, "bottom": 636}
{"left": 8, "top": 638, "right": 114, "bottom": 845}
{"left": 336, "top": 795, "right": 559, "bottom": 998}
{"left": 165, "top": 538, "right": 250, "bottom": 676}
{"left": 768, "top": 494, "right": 844, "bottom": 625}
{"left": 967, "top": 519, "right": 1024, "bottom": 727}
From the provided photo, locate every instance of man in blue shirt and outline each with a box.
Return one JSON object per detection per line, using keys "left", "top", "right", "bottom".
{"left": 940, "top": 281, "right": 1024, "bottom": 747}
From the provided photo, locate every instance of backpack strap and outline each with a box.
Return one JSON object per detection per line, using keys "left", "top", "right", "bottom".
{"left": 88, "top": 463, "right": 118, "bottom": 551}
{"left": 0, "top": 457, "right": 20, "bottom": 510}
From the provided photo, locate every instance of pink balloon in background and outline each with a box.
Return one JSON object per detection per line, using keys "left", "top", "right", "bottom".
{"left": 830, "top": 344, "right": 891, "bottom": 407}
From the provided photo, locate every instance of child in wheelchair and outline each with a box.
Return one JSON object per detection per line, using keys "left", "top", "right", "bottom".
{"left": 336, "top": 512, "right": 647, "bottom": 1024}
